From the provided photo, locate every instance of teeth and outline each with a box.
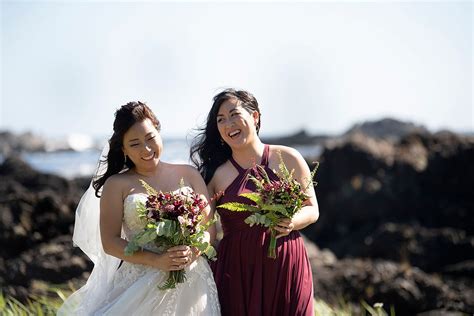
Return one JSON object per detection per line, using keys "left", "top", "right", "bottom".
{"left": 142, "top": 153, "right": 155, "bottom": 160}
{"left": 229, "top": 130, "right": 241, "bottom": 137}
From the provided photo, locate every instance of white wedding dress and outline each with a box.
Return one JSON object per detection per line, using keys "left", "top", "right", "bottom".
{"left": 58, "top": 191, "right": 220, "bottom": 316}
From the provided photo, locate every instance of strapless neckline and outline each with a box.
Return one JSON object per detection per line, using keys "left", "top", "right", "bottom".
{"left": 124, "top": 186, "right": 194, "bottom": 202}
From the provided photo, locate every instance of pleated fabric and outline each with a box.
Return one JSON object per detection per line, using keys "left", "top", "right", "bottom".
{"left": 212, "top": 145, "right": 314, "bottom": 316}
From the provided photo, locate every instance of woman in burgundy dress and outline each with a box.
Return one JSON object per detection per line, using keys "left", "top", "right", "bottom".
{"left": 191, "top": 89, "right": 319, "bottom": 316}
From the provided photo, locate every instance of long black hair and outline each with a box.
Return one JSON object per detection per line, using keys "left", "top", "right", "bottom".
{"left": 190, "top": 88, "right": 261, "bottom": 184}
{"left": 93, "top": 101, "right": 161, "bottom": 197}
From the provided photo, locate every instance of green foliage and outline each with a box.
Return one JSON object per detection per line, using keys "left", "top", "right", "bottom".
{"left": 218, "top": 149, "right": 320, "bottom": 259}
{"left": 158, "top": 270, "right": 187, "bottom": 290}
{"left": 0, "top": 288, "right": 395, "bottom": 316}
{"left": 124, "top": 227, "right": 158, "bottom": 256}
{"left": 0, "top": 288, "right": 70, "bottom": 316}
{"left": 139, "top": 179, "right": 158, "bottom": 195}
{"left": 361, "top": 301, "right": 395, "bottom": 316}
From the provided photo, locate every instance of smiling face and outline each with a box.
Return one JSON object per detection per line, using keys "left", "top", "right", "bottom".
{"left": 122, "top": 118, "right": 163, "bottom": 171}
{"left": 216, "top": 98, "right": 260, "bottom": 149}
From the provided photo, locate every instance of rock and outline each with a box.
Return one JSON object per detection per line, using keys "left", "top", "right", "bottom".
{"left": 0, "top": 156, "right": 86, "bottom": 258}
{"left": 0, "top": 131, "right": 47, "bottom": 155}
{"left": 303, "top": 131, "right": 474, "bottom": 245}
{"left": 329, "top": 223, "right": 474, "bottom": 273}
{"left": 343, "top": 117, "right": 429, "bottom": 141}
{"left": 312, "top": 257, "right": 473, "bottom": 314}
{"left": 1, "top": 235, "right": 93, "bottom": 300}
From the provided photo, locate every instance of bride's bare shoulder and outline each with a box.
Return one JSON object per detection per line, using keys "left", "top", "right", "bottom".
{"left": 102, "top": 171, "right": 136, "bottom": 196}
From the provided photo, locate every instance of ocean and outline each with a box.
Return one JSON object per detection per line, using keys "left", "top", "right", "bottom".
{"left": 18, "top": 139, "right": 322, "bottom": 179}
{"left": 21, "top": 138, "right": 191, "bottom": 179}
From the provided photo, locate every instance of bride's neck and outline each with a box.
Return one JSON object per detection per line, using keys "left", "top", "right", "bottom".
{"left": 131, "top": 162, "right": 165, "bottom": 179}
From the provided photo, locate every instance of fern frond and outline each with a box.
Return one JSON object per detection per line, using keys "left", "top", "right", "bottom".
{"left": 139, "top": 179, "right": 158, "bottom": 195}
{"left": 260, "top": 203, "right": 291, "bottom": 217}
{"left": 217, "top": 202, "right": 253, "bottom": 212}
{"left": 239, "top": 192, "right": 262, "bottom": 204}
{"left": 303, "top": 161, "right": 320, "bottom": 191}
{"left": 276, "top": 150, "right": 290, "bottom": 178}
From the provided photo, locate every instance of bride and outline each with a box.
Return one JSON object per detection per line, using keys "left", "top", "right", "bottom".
{"left": 58, "top": 102, "right": 220, "bottom": 315}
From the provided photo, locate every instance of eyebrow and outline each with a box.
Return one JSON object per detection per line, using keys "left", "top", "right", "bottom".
{"left": 127, "top": 132, "right": 154, "bottom": 142}
{"left": 217, "top": 108, "right": 239, "bottom": 117}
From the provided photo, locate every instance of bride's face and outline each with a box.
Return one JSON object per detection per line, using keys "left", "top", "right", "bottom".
{"left": 122, "top": 118, "right": 163, "bottom": 170}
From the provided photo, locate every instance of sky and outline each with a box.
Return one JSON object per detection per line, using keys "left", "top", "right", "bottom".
{"left": 1, "top": 0, "right": 472, "bottom": 140}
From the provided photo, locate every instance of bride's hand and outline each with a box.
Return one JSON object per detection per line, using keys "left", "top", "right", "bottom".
{"left": 155, "top": 245, "right": 193, "bottom": 271}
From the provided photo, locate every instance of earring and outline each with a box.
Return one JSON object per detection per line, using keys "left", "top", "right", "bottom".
{"left": 124, "top": 154, "right": 128, "bottom": 164}
{"left": 220, "top": 138, "right": 225, "bottom": 146}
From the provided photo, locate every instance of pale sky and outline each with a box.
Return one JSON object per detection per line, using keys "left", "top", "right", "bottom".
{"left": 1, "top": 1, "right": 472, "bottom": 139}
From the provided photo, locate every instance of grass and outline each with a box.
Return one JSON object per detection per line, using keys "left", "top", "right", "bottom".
{"left": 0, "top": 288, "right": 393, "bottom": 316}
{"left": 0, "top": 292, "right": 64, "bottom": 316}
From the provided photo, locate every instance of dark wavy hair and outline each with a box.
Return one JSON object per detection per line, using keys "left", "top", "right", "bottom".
{"left": 92, "top": 101, "right": 161, "bottom": 197}
{"left": 190, "top": 88, "right": 261, "bottom": 184}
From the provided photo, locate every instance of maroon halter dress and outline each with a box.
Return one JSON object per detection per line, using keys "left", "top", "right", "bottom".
{"left": 212, "top": 145, "right": 314, "bottom": 316}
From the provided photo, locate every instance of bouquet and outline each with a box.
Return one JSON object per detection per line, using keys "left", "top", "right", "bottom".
{"left": 218, "top": 151, "right": 318, "bottom": 258}
{"left": 124, "top": 179, "right": 216, "bottom": 290}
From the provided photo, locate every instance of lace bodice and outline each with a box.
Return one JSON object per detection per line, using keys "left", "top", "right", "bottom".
{"left": 123, "top": 193, "right": 149, "bottom": 241}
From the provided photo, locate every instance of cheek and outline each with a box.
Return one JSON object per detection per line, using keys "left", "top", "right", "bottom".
{"left": 125, "top": 147, "right": 138, "bottom": 157}
{"left": 216, "top": 124, "right": 225, "bottom": 137}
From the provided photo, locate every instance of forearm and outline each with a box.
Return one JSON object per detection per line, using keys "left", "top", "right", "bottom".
{"left": 102, "top": 236, "right": 158, "bottom": 267}
{"left": 207, "top": 223, "right": 217, "bottom": 245}
{"left": 292, "top": 205, "right": 319, "bottom": 230}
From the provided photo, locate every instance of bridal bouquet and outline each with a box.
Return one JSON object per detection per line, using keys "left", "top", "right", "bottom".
{"left": 125, "top": 180, "right": 216, "bottom": 290}
{"left": 218, "top": 151, "right": 318, "bottom": 259}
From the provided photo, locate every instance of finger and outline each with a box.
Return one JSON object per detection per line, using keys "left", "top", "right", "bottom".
{"left": 172, "top": 257, "right": 188, "bottom": 264}
{"left": 278, "top": 218, "right": 291, "bottom": 225}
{"left": 167, "top": 245, "right": 190, "bottom": 252}
{"left": 169, "top": 250, "right": 189, "bottom": 258}
{"left": 273, "top": 226, "right": 287, "bottom": 233}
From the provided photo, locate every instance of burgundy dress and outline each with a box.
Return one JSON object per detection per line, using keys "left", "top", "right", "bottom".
{"left": 212, "top": 145, "right": 314, "bottom": 316}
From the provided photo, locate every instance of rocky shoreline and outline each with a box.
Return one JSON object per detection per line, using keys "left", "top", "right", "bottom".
{"left": 1, "top": 119, "right": 473, "bottom": 314}
{"left": 301, "top": 129, "right": 474, "bottom": 314}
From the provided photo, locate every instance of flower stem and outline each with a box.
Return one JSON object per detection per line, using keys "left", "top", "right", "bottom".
{"left": 268, "top": 228, "right": 277, "bottom": 259}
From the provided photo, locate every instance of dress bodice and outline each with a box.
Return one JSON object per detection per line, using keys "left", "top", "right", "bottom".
{"left": 216, "top": 144, "right": 281, "bottom": 236}
{"left": 122, "top": 193, "right": 148, "bottom": 241}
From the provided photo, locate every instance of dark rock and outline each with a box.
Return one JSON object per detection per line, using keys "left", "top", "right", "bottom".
{"left": 1, "top": 235, "right": 93, "bottom": 300}
{"left": 303, "top": 131, "right": 474, "bottom": 245}
{"left": 0, "top": 156, "right": 86, "bottom": 258}
{"left": 329, "top": 223, "right": 474, "bottom": 273}
{"left": 311, "top": 256, "right": 473, "bottom": 314}
{"left": 343, "top": 117, "right": 429, "bottom": 141}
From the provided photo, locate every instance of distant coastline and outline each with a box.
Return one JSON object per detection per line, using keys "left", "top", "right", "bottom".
{"left": 1, "top": 117, "right": 472, "bottom": 179}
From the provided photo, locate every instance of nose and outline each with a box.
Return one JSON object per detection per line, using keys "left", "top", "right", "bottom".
{"left": 225, "top": 118, "right": 235, "bottom": 128}
{"left": 143, "top": 142, "right": 152, "bottom": 152}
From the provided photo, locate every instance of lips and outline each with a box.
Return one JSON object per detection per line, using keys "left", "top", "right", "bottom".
{"left": 141, "top": 152, "right": 155, "bottom": 161}
{"left": 228, "top": 130, "right": 241, "bottom": 138}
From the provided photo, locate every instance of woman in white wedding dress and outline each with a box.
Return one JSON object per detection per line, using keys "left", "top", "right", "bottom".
{"left": 58, "top": 102, "right": 220, "bottom": 315}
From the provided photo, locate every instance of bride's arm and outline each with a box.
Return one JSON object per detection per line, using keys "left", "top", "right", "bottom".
{"left": 99, "top": 176, "right": 190, "bottom": 271}
{"left": 188, "top": 167, "right": 217, "bottom": 244}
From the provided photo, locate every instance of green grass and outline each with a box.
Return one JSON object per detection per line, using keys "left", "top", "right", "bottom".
{"left": 0, "top": 292, "right": 64, "bottom": 316}
{"left": 314, "top": 298, "right": 394, "bottom": 316}
{"left": 1, "top": 289, "right": 393, "bottom": 316}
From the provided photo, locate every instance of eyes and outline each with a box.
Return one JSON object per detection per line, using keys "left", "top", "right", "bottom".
{"left": 217, "top": 111, "right": 241, "bottom": 124}
{"left": 129, "top": 135, "right": 156, "bottom": 147}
